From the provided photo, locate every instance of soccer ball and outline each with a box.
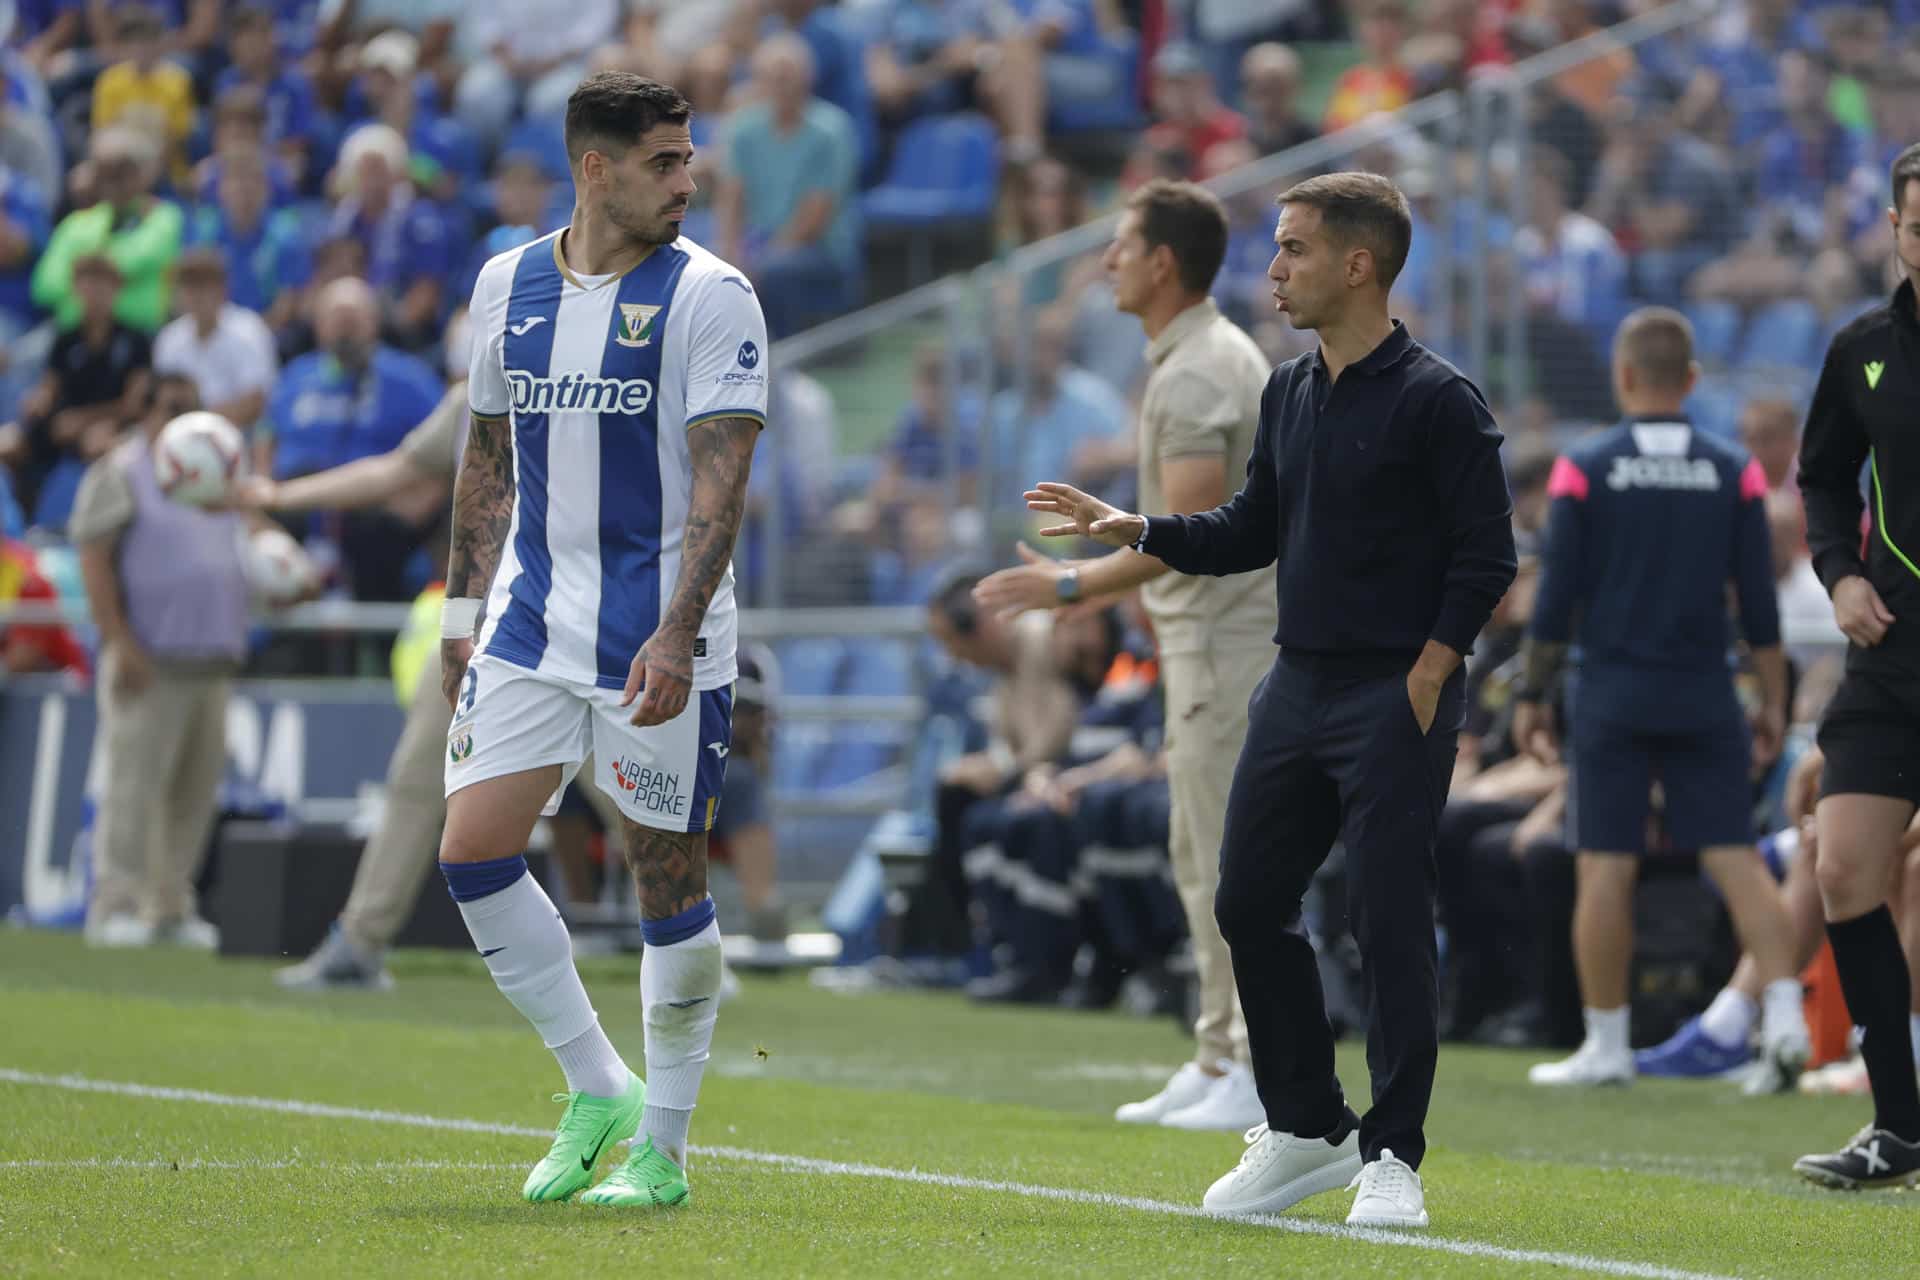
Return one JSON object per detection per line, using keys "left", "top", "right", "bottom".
{"left": 153, "top": 411, "right": 244, "bottom": 507}
{"left": 244, "top": 526, "right": 317, "bottom": 608}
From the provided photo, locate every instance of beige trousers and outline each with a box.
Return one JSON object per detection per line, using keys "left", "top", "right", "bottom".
{"left": 89, "top": 653, "right": 231, "bottom": 926}
{"left": 1160, "top": 645, "right": 1274, "bottom": 1069}
{"left": 339, "top": 650, "right": 455, "bottom": 952}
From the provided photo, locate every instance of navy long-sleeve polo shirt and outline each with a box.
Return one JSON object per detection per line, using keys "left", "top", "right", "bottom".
{"left": 1139, "top": 322, "right": 1517, "bottom": 659}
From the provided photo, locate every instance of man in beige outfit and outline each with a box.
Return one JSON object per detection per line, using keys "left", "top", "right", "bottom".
{"left": 976, "top": 179, "right": 1276, "bottom": 1130}
{"left": 249, "top": 374, "right": 469, "bottom": 988}
{"left": 73, "top": 375, "right": 247, "bottom": 949}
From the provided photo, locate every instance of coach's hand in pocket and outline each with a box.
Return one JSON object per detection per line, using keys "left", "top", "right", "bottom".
{"left": 625, "top": 626, "right": 693, "bottom": 727}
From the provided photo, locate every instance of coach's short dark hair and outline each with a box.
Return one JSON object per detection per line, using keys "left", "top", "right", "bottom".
{"left": 1125, "top": 179, "right": 1229, "bottom": 295}
{"left": 564, "top": 73, "right": 692, "bottom": 167}
{"left": 1274, "top": 171, "right": 1413, "bottom": 289}
{"left": 1893, "top": 142, "right": 1920, "bottom": 214}
{"left": 1614, "top": 306, "right": 1695, "bottom": 392}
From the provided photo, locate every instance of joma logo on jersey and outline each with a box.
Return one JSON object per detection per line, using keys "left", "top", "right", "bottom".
{"left": 616, "top": 303, "right": 662, "bottom": 349}
{"left": 507, "top": 370, "right": 654, "bottom": 415}
{"left": 1605, "top": 455, "right": 1721, "bottom": 492}
{"left": 608, "top": 759, "right": 688, "bottom": 817}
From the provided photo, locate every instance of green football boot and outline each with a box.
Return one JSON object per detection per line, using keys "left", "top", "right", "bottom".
{"left": 521, "top": 1072, "right": 645, "bottom": 1203}
{"left": 577, "top": 1136, "right": 690, "bottom": 1208}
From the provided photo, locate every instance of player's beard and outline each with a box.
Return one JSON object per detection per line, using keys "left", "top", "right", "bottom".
{"left": 607, "top": 192, "right": 683, "bottom": 247}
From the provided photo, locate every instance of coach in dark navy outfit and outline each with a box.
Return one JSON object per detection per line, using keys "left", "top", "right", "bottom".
{"left": 1027, "top": 173, "right": 1516, "bottom": 1230}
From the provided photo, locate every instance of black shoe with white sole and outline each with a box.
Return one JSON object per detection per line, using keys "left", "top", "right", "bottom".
{"left": 1793, "top": 1126, "right": 1920, "bottom": 1190}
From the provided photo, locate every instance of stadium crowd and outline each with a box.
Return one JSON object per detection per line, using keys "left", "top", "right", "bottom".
{"left": 0, "top": 0, "right": 1914, "bottom": 1119}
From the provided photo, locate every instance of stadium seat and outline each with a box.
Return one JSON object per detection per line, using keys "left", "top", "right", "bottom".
{"left": 1738, "top": 300, "right": 1821, "bottom": 371}
{"left": 1684, "top": 378, "right": 1741, "bottom": 439}
{"left": 861, "top": 113, "right": 999, "bottom": 288}
{"left": 841, "top": 638, "right": 913, "bottom": 698}
{"left": 1683, "top": 300, "right": 1742, "bottom": 369}
{"left": 772, "top": 637, "right": 846, "bottom": 698}
{"left": 861, "top": 113, "right": 1000, "bottom": 228}
{"left": 1045, "top": 40, "right": 1146, "bottom": 133}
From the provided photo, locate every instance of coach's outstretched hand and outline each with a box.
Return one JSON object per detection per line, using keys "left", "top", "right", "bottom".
{"left": 1026, "top": 481, "right": 1147, "bottom": 549}
{"left": 624, "top": 626, "right": 693, "bottom": 727}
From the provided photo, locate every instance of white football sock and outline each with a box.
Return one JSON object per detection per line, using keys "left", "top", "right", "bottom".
{"left": 1759, "top": 979, "right": 1806, "bottom": 1046}
{"left": 1699, "top": 988, "right": 1757, "bottom": 1048}
{"left": 639, "top": 899, "right": 724, "bottom": 1166}
{"left": 444, "top": 857, "right": 627, "bottom": 1095}
{"left": 1586, "top": 1006, "right": 1630, "bottom": 1055}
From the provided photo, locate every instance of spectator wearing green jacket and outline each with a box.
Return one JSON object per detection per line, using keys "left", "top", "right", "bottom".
{"left": 31, "top": 127, "right": 182, "bottom": 334}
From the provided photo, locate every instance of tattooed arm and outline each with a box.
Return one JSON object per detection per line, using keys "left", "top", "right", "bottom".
{"left": 621, "top": 415, "right": 761, "bottom": 726}
{"left": 439, "top": 411, "right": 515, "bottom": 709}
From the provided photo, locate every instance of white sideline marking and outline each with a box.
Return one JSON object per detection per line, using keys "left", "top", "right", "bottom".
{"left": 0, "top": 1068, "right": 1736, "bottom": 1280}
{"left": 0, "top": 1159, "right": 526, "bottom": 1171}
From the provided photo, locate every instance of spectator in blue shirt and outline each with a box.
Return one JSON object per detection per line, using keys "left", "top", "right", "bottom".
{"left": 11, "top": 0, "right": 85, "bottom": 80}
{"left": 0, "top": 166, "right": 49, "bottom": 420}
{"left": 262, "top": 277, "right": 444, "bottom": 599}
{"left": 1585, "top": 95, "right": 1738, "bottom": 304}
{"left": 1695, "top": 50, "right": 1867, "bottom": 312}
{"left": 185, "top": 145, "right": 313, "bottom": 334}
{"left": 721, "top": 35, "right": 861, "bottom": 339}
{"left": 1515, "top": 145, "right": 1628, "bottom": 352}
{"left": 762, "top": 0, "right": 878, "bottom": 178}
{"left": 325, "top": 123, "right": 455, "bottom": 350}
{"left": 350, "top": 30, "right": 481, "bottom": 204}
{"left": 193, "top": 87, "right": 300, "bottom": 209}
{"left": 988, "top": 308, "right": 1128, "bottom": 500}
{"left": 882, "top": 341, "right": 983, "bottom": 508}
{"left": 0, "top": 165, "right": 50, "bottom": 331}
{"left": 214, "top": 8, "right": 318, "bottom": 189}
{"left": 454, "top": 150, "right": 559, "bottom": 303}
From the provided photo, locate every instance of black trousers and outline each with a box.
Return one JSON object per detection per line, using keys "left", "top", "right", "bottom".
{"left": 1215, "top": 650, "right": 1465, "bottom": 1170}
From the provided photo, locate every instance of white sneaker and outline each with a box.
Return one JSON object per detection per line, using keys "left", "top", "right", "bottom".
{"left": 1528, "top": 1040, "right": 1634, "bottom": 1087}
{"left": 154, "top": 916, "right": 219, "bottom": 950}
{"left": 1115, "top": 1062, "right": 1215, "bottom": 1124}
{"left": 1346, "top": 1149, "right": 1428, "bottom": 1229}
{"left": 1742, "top": 1026, "right": 1812, "bottom": 1096}
{"left": 1797, "top": 1056, "right": 1870, "bottom": 1096}
{"left": 85, "top": 915, "right": 154, "bottom": 948}
{"left": 1201, "top": 1121, "right": 1362, "bottom": 1216}
{"left": 1162, "top": 1061, "right": 1266, "bottom": 1132}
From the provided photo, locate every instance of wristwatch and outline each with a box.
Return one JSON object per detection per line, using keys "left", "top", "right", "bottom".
{"left": 1056, "top": 568, "right": 1082, "bottom": 603}
{"left": 1129, "top": 519, "right": 1151, "bottom": 555}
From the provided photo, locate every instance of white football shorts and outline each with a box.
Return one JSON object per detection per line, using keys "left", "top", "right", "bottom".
{"left": 443, "top": 652, "right": 734, "bottom": 833}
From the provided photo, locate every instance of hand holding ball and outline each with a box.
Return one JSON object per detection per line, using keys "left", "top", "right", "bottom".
{"left": 244, "top": 526, "right": 319, "bottom": 608}
{"left": 153, "top": 411, "right": 244, "bottom": 507}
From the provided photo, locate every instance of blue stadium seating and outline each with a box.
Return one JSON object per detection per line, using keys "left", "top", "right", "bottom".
{"left": 841, "top": 638, "right": 913, "bottom": 698}
{"left": 773, "top": 637, "right": 847, "bottom": 698}
{"left": 1738, "top": 300, "right": 1822, "bottom": 371}
{"left": 1684, "top": 300, "right": 1742, "bottom": 368}
{"left": 860, "top": 113, "right": 1000, "bottom": 229}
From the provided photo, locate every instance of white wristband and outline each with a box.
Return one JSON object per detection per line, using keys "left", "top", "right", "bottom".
{"left": 439, "top": 597, "right": 481, "bottom": 639}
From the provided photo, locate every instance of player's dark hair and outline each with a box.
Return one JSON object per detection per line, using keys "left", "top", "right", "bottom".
{"left": 1892, "top": 141, "right": 1920, "bottom": 214}
{"left": 1274, "top": 171, "right": 1413, "bottom": 289}
{"left": 1124, "top": 179, "right": 1230, "bottom": 295}
{"left": 1614, "top": 306, "right": 1695, "bottom": 392}
{"left": 564, "top": 73, "right": 692, "bottom": 168}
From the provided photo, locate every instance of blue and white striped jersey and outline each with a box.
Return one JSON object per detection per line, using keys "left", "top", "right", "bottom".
{"left": 466, "top": 230, "right": 769, "bottom": 692}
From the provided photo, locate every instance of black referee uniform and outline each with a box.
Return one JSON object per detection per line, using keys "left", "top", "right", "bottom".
{"left": 1796, "top": 275, "right": 1920, "bottom": 1147}
{"left": 1139, "top": 321, "right": 1516, "bottom": 1169}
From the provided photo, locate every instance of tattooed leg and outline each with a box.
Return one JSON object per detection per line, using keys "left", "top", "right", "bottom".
{"left": 621, "top": 820, "right": 710, "bottom": 920}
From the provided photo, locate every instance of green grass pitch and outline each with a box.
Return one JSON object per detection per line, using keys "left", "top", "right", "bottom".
{"left": 1, "top": 930, "right": 1914, "bottom": 1278}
